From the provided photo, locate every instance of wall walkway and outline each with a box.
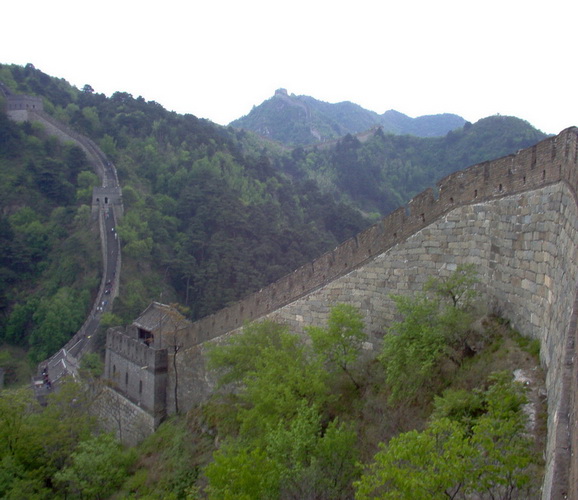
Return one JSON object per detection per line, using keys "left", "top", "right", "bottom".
{"left": 5, "top": 102, "right": 123, "bottom": 383}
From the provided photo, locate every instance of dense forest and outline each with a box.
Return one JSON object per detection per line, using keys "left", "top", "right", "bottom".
{"left": 0, "top": 109, "right": 100, "bottom": 365}
{"left": 284, "top": 116, "right": 547, "bottom": 216}
{"left": 0, "top": 62, "right": 548, "bottom": 367}
{"left": 0, "top": 64, "right": 369, "bottom": 363}
{"left": 0, "top": 62, "right": 551, "bottom": 499}
{"left": 0, "top": 266, "right": 546, "bottom": 498}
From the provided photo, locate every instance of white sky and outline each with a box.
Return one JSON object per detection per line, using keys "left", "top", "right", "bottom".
{"left": 2, "top": 0, "right": 577, "bottom": 134}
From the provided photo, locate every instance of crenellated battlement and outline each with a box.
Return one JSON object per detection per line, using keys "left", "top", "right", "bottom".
{"left": 105, "top": 127, "right": 578, "bottom": 498}
{"left": 178, "top": 128, "right": 577, "bottom": 347}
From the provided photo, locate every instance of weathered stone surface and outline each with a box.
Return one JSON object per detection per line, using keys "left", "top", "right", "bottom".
{"left": 103, "top": 128, "right": 578, "bottom": 499}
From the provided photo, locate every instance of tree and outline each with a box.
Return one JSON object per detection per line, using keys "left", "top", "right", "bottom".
{"left": 267, "top": 403, "right": 359, "bottom": 499}
{"left": 54, "top": 433, "right": 134, "bottom": 499}
{"left": 29, "top": 287, "right": 86, "bottom": 362}
{"left": 80, "top": 352, "right": 104, "bottom": 379}
{"left": 424, "top": 263, "right": 478, "bottom": 309}
{"left": 380, "top": 266, "right": 479, "bottom": 402}
{"left": 235, "top": 327, "right": 328, "bottom": 438}
{"left": 161, "top": 304, "right": 190, "bottom": 415}
{"left": 307, "top": 303, "right": 367, "bottom": 389}
{"left": 204, "top": 443, "right": 281, "bottom": 500}
{"left": 355, "top": 418, "right": 473, "bottom": 500}
{"left": 204, "top": 402, "right": 359, "bottom": 500}
{"left": 355, "top": 372, "right": 539, "bottom": 500}
{"left": 0, "top": 381, "right": 96, "bottom": 498}
{"left": 379, "top": 293, "right": 449, "bottom": 402}
{"left": 204, "top": 319, "right": 360, "bottom": 498}
{"left": 208, "top": 320, "right": 302, "bottom": 387}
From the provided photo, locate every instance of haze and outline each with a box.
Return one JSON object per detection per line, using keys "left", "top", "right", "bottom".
{"left": 2, "top": 0, "right": 576, "bottom": 134}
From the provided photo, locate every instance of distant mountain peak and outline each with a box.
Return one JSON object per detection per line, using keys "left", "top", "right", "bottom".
{"left": 230, "top": 91, "right": 466, "bottom": 146}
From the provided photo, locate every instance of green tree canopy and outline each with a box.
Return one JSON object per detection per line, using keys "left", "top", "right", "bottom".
{"left": 355, "top": 372, "right": 539, "bottom": 499}
{"left": 307, "top": 303, "right": 367, "bottom": 389}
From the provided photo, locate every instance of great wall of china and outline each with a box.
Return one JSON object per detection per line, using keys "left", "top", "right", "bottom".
{"left": 3, "top": 91, "right": 576, "bottom": 499}
{"left": 104, "top": 127, "right": 578, "bottom": 499}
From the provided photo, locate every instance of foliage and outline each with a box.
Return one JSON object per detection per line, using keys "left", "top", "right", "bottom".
{"left": 0, "top": 63, "right": 549, "bottom": 499}
{"left": 424, "top": 263, "right": 479, "bottom": 308}
{"left": 0, "top": 103, "right": 99, "bottom": 357}
{"left": 209, "top": 320, "right": 329, "bottom": 438}
{"left": 307, "top": 303, "right": 367, "bottom": 388}
{"left": 0, "top": 380, "right": 97, "bottom": 499}
{"left": 0, "top": 345, "right": 33, "bottom": 387}
{"left": 355, "top": 372, "right": 539, "bottom": 499}
{"left": 79, "top": 352, "right": 103, "bottom": 379}
{"left": 54, "top": 433, "right": 135, "bottom": 499}
{"left": 204, "top": 442, "right": 281, "bottom": 500}
{"left": 29, "top": 287, "right": 88, "bottom": 363}
{"left": 355, "top": 417, "right": 474, "bottom": 499}
{"left": 208, "top": 320, "right": 293, "bottom": 387}
{"left": 380, "top": 265, "right": 479, "bottom": 402}
{"left": 280, "top": 117, "right": 547, "bottom": 214}
{"left": 204, "top": 316, "right": 361, "bottom": 497}
{"left": 204, "top": 402, "right": 359, "bottom": 500}
{"left": 1, "top": 63, "right": 547, "bottom": 339}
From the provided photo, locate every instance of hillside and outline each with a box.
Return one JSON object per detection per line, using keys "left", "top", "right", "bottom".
{"left": 0, "top": 64, "right": 369, "bottom": 350}
{"left": 229, "top": 88, "right": 467, "bottom": 145}
{"left": 0, "top": 62, "right": 547, "bottom": 360}
{"left": 283, "top": 116, "right": 548, "bottom": 216}
{"left": 0, "top": 63, "right": 554, "bottom": 499}
{"left": 0, "top": 109, "right": 101, "bottom": 365}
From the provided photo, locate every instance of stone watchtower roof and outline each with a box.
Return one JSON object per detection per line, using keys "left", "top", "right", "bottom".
{"left": 132, "top": 302, "right": 190, "bottom": 335}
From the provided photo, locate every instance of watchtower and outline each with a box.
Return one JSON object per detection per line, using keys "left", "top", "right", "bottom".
{"left": 104, "top": 302, "right": 191, "bottom": 424}
{"left": 92, "top": 186, "right": 123, "bottom": 219}
{"left": 4, "top": 94, "right": 44, "bottom": 121}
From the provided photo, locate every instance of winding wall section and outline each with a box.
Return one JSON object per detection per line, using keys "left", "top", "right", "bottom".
{"left": 162, "top": 128, "right": 578, "bottom": 500}
{"left": 5, "top": 98, "right": 123, "bottom": 380}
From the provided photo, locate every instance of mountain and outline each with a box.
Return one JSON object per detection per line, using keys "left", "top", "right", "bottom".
{"left": 229, "top": 88, "right": 466, "bottom": 145}
{"left": 0, "top": 63, "right": 548, "bottom": 499}
{"left": 282, "top": 115, "right": 548, "bottom": 217}
{"left": 0, "top": 62, "right": 547, "bottom": 359}
{"left": 0, "top": 63, "right": 370, "bottom": 344}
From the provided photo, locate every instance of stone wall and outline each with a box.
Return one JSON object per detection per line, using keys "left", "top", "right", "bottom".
{"left": 162, "top": 128, "right": 578, "bottom": 499}
{"left": 91, "top": 385, "right": 158, "bottom": 447}
{"left": 166, "top": 181, "right": 577, "bottom": 498}
{"left": 104, "top": 329, "right": 168, "bottom": 417}
{"left": 266, "top": 183, "right": 575, "bottom": 499}
{"left": 178, "top": 129, "right": 573, "bottom": 349}
{"left": 5, "top": 94, "right": 43, "bottom": 112}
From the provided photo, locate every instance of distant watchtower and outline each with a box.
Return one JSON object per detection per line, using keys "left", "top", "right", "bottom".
{"left": 92, "top": 186, "right": 124, "bottom": 219}
{"left": 4, "top": 94, "right": 44, "bottom": 121}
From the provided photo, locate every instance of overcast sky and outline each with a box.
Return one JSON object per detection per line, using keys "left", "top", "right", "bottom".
{"left": 2, "top": 0, "right": 576, "bottom": 134}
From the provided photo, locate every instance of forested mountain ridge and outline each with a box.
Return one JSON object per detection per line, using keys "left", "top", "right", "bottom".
{"left": 284, "top": 115, "right": 548, "bottom": 216}
{"left": 0, "top": 62, "right": 547, "bottom": 364}
{"left": 0, "top": 63, "right": 550, "bottom": 499}
{"left": 0, "top": 109, "right": 101, "bottom": 365}
{"left": 229, "top": 88, "right": 467, "bottom": 145}
{"left": 0, "top": 63, "right": 369, "bottom": 357}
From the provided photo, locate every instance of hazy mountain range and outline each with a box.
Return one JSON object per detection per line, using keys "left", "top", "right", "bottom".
{"left": 229, "top": 88, "right": 467, "bottom": 146}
